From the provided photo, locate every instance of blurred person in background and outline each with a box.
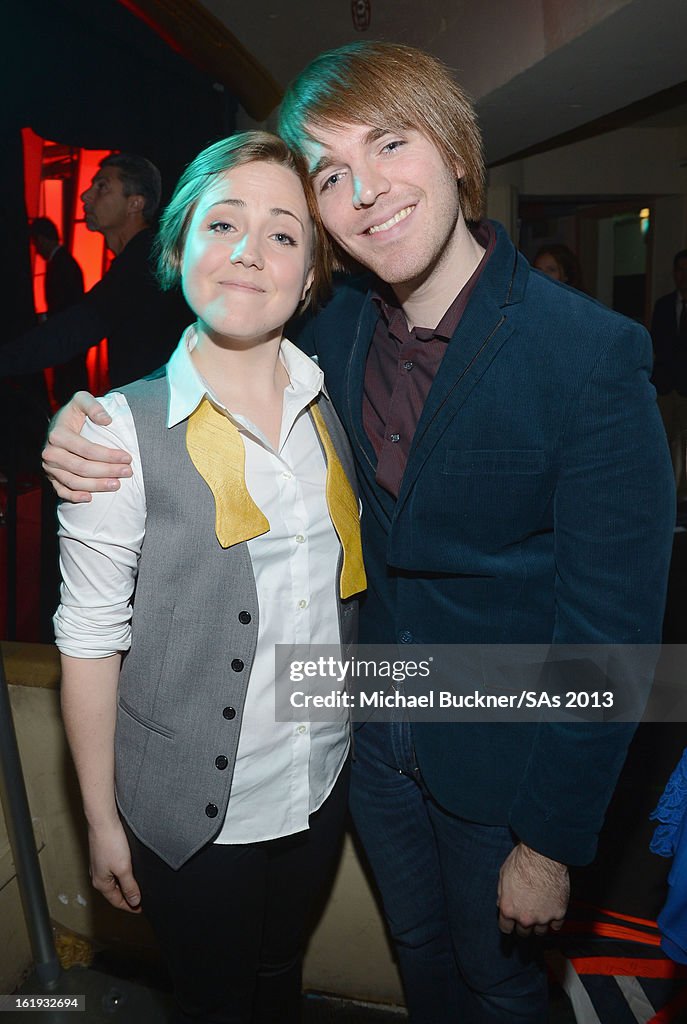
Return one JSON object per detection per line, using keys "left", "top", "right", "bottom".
{"left": 29, "top": 216, "right": 87, "bottom": 405}
{"left": 533, "top": 242, "right": 585, "bottom": 292}
{"left": 1, "top": 154, "right": 189, "bottom": 390}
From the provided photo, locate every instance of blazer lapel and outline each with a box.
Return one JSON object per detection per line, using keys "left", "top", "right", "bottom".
{"left": 339, "top": 298, "right": 378, "bottom": 467}
{"left": 394, "top": 283, "right": 515, "bottom": 517}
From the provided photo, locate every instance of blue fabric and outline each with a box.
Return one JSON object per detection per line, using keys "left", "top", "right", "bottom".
{"left": 651, "top": 748, "right": 687, "bottom": 963}
{"left": 349, "top": 720, "right": 548, "bottom": 1023}
{"left": 651, "top": 747, "right": 687, "bottom": 856}
{"left": 657, "top": 810, "right": 687, "bottom": 965}
{"left": 291, "top": 221, "right": 675, "bottom": 867}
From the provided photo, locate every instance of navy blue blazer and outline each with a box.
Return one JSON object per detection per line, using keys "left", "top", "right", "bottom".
{"left": 651, "top": 291, "right": 687, "bottom": 395}
{"left": 292, "top": 221, "right": 675, "bottom": 866}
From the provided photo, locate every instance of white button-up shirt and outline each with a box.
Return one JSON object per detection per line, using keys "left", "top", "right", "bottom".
{"left": 54, "top": 328, "right": 349, "bottom": 844}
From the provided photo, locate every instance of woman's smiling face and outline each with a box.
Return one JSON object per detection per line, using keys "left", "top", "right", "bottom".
{"left": 181, "top": 160, "right": 314, "bottom": 346}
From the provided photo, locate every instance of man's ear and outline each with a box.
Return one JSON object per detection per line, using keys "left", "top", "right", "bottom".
{"left": 128, "top": 194, "right": 144, "bottom": 215}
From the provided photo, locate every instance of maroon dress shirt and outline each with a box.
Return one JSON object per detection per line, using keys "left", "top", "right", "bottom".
{"left": 362, "top": 221, "right": 496, "bottom": 498}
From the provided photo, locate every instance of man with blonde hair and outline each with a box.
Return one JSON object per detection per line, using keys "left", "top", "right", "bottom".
{"left": 43, "top": 42, "right": 674, "bottom": 1023}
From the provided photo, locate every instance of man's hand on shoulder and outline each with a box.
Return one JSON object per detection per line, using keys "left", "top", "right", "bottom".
{"left": 42, "top": 390, "right": 133, "bottom": 502}
{"left": 497, "top": 842, "right": 569, "bottom": 937}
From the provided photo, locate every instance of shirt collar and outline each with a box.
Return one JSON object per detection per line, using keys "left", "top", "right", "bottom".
{"left": 166, "top": 323, "right": 326, "bottom": 429}
{"left": 371, "top": 219, "right": 495, "bottom": 341}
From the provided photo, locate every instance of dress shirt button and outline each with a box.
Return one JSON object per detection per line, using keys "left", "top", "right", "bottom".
{"left": 282, "top": 471, "right": 293, "bottom": 480}
{"left": 297, "top": 724, "right": 307, "bottom": 734}
{"left": 399, "top": 630, "right": 413, "bottom": 643}
{"left": 231, "top": 658, "right": 244, "bottom": 672}
{"left": 403, "top": 360, "right": 414, "bottom": 371}
{"left": 298, "top": 599, "right": 308, "bottom": 609}
{"left": 238, "top": 610, "right": 252, "bottom": 624}
{"left": 390, "top": 433, "right": 400, "bottom": 444}
{"left": 295, "top": 534, "right": 306, "bottom": 544}
{"left": 222, "top": 706, "right": 236, "bottom": 720}
{"left": 205, "top": 803, "right": 219, "bottom": 818}
{"left": 215, "top": 755, "right": 228, "bottom": 770}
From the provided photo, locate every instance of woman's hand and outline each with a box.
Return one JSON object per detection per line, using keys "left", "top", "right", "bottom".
{"left": 42, "top": 391, "right": 132, "bottom": 502}
{"left": 87, "top": 819, "right": 142, "bottom": 913}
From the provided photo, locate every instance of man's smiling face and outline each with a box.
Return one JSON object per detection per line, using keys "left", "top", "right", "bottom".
{"left": 306, "top": 123, "right": 464, "bottom": 289}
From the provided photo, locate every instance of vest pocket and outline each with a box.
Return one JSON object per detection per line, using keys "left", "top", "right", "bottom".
{"left": 118, "top": 696, "right": 175, "bottom": 738}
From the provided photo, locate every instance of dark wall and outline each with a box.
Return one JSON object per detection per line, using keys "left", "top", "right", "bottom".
{"left": 3, "top": 0, "right": 238, "bottom": 335}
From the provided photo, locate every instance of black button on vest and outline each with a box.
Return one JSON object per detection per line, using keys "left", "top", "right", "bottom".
{"left": 205, "top": 803, "right": 218, "bottom": 818}
{"left": 231, "top": 659, "right": 244, "bottom": 672}
{"left": 215, "top": 755, "right": 228, "bottom": 770}
{"left": 238, "top": 611, "right": 251, "bottom": 624}
{"left": 223, "top": 706, "right": 236, "bottom": 720}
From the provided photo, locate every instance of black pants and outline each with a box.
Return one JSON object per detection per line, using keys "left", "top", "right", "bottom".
{"left": 127, "top": 760, "right": 350, "bottom": 1024}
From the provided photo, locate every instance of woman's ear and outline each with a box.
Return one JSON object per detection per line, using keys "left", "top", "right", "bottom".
{"left": 301, "top": 267, "right": 315, "bottom": 302}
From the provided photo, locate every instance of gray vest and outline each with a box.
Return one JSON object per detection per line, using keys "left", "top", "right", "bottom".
{"left": 115, "top": 370, "right": 358, "bottom": 869}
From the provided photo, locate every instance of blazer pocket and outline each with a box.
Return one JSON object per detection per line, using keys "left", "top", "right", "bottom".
{"left": 443, "top": 450, "right": 548, "bottom": 476}
{"left": 420, "top": 448, "right": 553, "bottom": 561}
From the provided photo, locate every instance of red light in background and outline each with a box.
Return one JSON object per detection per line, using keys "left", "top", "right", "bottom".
{"left": 21, "top": 129, "right": 111, "bottom": 398}
{"left": 73, "top": 148, "right": 112, "bottom": 290}
{"left": 32, "top": 178, "right": 64, "bottom": 315}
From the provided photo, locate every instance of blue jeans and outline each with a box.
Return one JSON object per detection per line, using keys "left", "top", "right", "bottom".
{"left": 349, "top": 721, "right": 548, "bottom": 1024}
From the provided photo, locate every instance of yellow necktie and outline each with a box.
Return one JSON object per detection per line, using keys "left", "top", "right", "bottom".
{"left": 185, "top": 395, "right": 366, "bottom": 600}
{"left": 310, "top": 402, "right": 367, "bottom": 600}
{"left": 186, "top": 397, "right": 269, "bottom": 548}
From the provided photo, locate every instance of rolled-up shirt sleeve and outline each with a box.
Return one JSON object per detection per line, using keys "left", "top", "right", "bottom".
{"left": 53, "top": 393, "right": 146, "bottom": 658}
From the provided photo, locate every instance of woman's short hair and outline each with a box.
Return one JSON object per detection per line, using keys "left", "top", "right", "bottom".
{"left": 156, "top": 131, "right": 332, "bottom": 311}
{"left": 279, "top": 41, "right": 485, "bottom": 225}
